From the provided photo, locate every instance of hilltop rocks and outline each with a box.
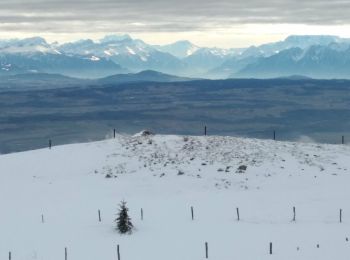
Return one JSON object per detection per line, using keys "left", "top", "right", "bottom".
{"left": 141, "top": 130, "right": 154, "bottom": 136}
{"left": 133, "top": 130, "right": 155, "bottom": 137}
{"left": 237, "top": 165, "right": 247, "bottom": 173}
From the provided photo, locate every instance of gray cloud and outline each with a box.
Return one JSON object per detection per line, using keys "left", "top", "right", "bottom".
{"left": 0, "top": 0, "right": 349, "bottom": 34}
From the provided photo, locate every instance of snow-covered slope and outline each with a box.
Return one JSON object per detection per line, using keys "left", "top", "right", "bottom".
{"left": 1, "top": 134, "right": 350, "bottom": 260}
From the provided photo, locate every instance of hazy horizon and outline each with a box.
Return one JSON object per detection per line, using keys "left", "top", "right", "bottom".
{"left": 0, "top": 32, "right": 349, "bottom": 50}
{"left": 1, "top": 0, "right": 350, "bottom": 48}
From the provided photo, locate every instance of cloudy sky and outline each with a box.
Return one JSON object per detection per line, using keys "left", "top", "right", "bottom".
{"left": 1, "top": 0, "right": 350, "bottom": 48}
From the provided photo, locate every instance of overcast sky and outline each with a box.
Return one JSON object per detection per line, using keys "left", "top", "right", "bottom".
{"left": 1, "top": 0, "right": 350, "bottom": 48}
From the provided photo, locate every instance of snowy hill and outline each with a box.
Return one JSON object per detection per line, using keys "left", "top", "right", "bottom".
{"left": 1, "top": 134, "right": 350, "bottom": 260}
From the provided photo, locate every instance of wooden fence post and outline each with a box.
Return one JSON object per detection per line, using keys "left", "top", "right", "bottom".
{"left": 293, "top": 206, "right": 296, "bottom": 222}
{"left": 204, "top": 126, "right": 207, "bottom": 136}
{"left": 98, "top": 210, "right": 101, "bottom": 222}
{"left": 205, "top": 242, "right": 208, "bottom": 258}
{"left": 191, "top": 206, "right": 194, "bottom": 220}
{"left": 273, "top": 130, "right": 276, "bottom": 140}
{"left": 41, "top": 214, "right": 44, "bottom": 223}
{"left": 340, "top": 209, "right": 342, "bottom": 223}
{"left": 65, "top": 247, "right": 67, "bottom": 260}
{"left": 141, "top": 208, "right": 143, "bottom": 221}
{"left": 9, "top": 251, "right": 11, "bottom": 260}
{"left": 236, "top": 207, "right": 240, "bottom": 221}
{"left": 114, "top": 129, "right": 116, "bottom": 139}
{"left": 117, "top": 244, "right": 120, "bottom": 260}
{"left": 49, "top": 139, "right": 52, "bottom": 149}
{"left": 269, "top": 242, "right": 272, "bottom": 255}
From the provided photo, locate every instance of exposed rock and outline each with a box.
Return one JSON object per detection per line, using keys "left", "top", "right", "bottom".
{"left": 237, "top": 165, "right": 247, "bottom": 173}
{"left": 177, "top": 170, "right": 185, "bottom": 175}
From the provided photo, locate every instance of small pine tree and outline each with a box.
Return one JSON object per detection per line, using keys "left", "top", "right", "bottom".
{"left": 115, "top": 200, "right": 133, "bottom": 234}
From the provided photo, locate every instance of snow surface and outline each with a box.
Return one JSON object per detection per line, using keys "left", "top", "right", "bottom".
{"left": 90, "top": 56, "right": 100, "bottom": 61}
{"left": 126, "top": 47, "right": 136, "bottom": 55}
{"left": 1, "top": 134, "right": 350, "bottom": 260}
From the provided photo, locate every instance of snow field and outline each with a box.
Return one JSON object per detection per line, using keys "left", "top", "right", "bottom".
{"left": 1, "top": 134, "right": 350, "bottom": 260}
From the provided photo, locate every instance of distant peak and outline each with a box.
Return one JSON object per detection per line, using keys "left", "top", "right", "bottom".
{"left": 20, "top": 37, "right": 47, "bottom": 45}
{"left": 75, "top": 39, "right": 94, "bottom": 44}
{"left": 100, "top": 34, "right": 132, "bottom": 43}
{"left": 137, "top": 70, "right": 165, "bottom": 76}
{"left": 168, "top": 40, "right": 197, "bottom": 47}
{"left": 285, "top": 35, "right": 340, "bottom": 42}
{"left": 174, "top": 40, "right": 193, "bottom": 45}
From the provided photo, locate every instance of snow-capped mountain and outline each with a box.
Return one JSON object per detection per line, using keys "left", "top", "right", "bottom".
{"left": 59, "top": 35, "right": 149, "bottom": 59}
{"left": 0, "top": 37, "right": 59, "bottom": 54}
{"left": 183, "top": 47, "right": 240, "bottom": 76}
{"left": 239, "top": 35, "right": 344, "bottom": 59}
{"left": 59, "top": 35, "right": 188, "bottom": 75}
{"left": 0, "top": 37, "right": 126, "bottom": 78}
{"left": 211, "top": 35, "right": 350, "bottom": 78}
{"left": 234, "top": 43, "right": 350, "bottom": 79}
{"left": 154, "top": 40, "right": 200, "bottom": 58}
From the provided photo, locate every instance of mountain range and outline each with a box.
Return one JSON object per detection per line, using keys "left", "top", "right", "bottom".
{"left": 1, "top": 34, "right": 350, "bottom": 79}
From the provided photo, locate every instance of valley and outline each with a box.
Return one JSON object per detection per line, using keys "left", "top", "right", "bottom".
{"left": 0, "top": 78, "right": 349, "bottom": 154}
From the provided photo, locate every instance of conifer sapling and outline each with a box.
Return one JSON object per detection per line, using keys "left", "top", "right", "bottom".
{"left": 115, "top": 200, "right": 133, "bottom": 234}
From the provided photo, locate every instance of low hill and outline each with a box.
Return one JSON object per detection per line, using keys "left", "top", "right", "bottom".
{"left": 97, "top": 70, "right": 194, "bottom": 85}
{"left": 0, "top": 73, "right": 88, "bottom": 91}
